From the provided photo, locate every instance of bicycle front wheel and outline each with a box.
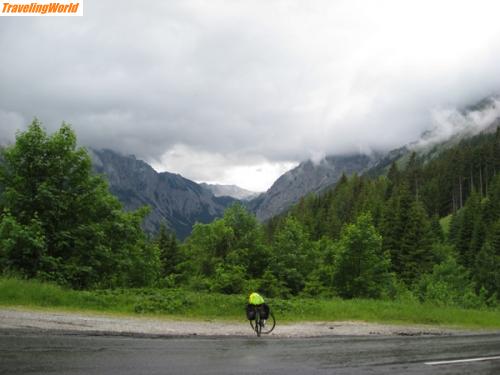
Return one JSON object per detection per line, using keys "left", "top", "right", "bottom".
{"left": 255, "top": 310, "right": 262, "bottom": 337}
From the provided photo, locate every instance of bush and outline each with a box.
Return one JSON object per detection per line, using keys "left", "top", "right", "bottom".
{"left": 417, "top": 257, "right": 485, "bottom": 309}
{"left": 133, "top": 289, "right": 193, "bottom": 314}
{"left": 186, "top": 276, "right": 211, "bottom": 292}
{"left": 210, "top": 264, "right": 246, "bottom": 294}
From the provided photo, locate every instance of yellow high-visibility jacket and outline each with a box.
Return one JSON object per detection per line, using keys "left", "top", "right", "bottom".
{"left": 248, "top": 292, "right": 265, "bottom": 305}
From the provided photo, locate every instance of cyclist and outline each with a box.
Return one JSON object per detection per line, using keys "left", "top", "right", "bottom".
{"left": 246, "top": 292, "right": 269, "bottom": 323}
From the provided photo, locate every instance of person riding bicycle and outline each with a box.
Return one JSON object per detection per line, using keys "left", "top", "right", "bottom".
{"left": 246, "top": 292, "right": 270, "bottom": 323}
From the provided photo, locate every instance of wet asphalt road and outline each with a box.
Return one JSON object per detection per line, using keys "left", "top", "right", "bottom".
{"left": 1, "top": 329, "right": 500, "bottom": 374}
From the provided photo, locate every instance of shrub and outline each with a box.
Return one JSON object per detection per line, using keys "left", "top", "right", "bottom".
{"left": 417, "top": 257, "right": 485, "bottom": 309}
{"left": 133, "top": 290, "right": 193, "bottom": 314}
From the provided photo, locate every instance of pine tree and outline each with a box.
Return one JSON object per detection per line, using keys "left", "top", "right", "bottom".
{"left": 399, "top": 200, "right": 434, "bottom": 284}
{"left": 405, "top": 152, "right": 421, "bottom": 199}
{"left": 386, "top": 161, "right": 400, "bottom": 198}
{"left": 380, "top": 192, "right": 403, "bottom": 274}
{"left": 483, "top": 175, "right": 500, "bottom": 228}
{"left": 474, "top": 220, "right": 500, "bottom": 300}
{"left": 448, "top": 212, "right": 461, "bottom": 245}
{"left": 430, "top": 215, "right": 444, "bottom": 243}
{"left": 157, "top": 222, "right": 180, "bottom": 277}
{"left": 381, "top": 183, "right": 413, "bottom": 278}
{"left": 455, "top": 191, "right": 483, "bottom": 269}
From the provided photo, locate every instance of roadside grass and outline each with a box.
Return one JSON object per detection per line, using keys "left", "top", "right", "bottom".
{"left": 1, "top": 277, "right": 500, "bottom": 329}
{"left": 273, "top": 298, "right": 500, "bottom": 329}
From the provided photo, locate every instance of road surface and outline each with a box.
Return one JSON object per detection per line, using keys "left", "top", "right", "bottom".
{"left": 1, "top": 329, "right": 500, "bottom": 374}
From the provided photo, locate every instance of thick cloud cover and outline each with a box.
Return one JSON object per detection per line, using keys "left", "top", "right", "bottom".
{"left": 1, "top": 0, "right": 500, "bottom": 190}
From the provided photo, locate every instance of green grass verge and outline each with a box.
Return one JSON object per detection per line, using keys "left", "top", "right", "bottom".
{"left": 1, "top": 277, "right": 500, "bottom": 329}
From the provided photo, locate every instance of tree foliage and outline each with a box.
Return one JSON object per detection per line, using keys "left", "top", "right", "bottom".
{"left": 333, "top": 213, "right": 392, "bottom": 298}
{"left": 3, "top": 119, "right": 500, "bottom": 308}
{"left": 0, "top": 120, "right": 159, "bottom": 288}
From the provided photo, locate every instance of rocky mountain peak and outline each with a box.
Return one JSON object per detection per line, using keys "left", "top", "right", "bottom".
{"left": 249, "top": 153, "right": 376, "bottom": 221}
{"left": 89, "top": 149, "right": 235, "bottom": 239}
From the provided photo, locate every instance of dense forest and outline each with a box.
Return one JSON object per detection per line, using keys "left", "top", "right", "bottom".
{"left": 1, "top": 120, "right": 500, "bottom": 309}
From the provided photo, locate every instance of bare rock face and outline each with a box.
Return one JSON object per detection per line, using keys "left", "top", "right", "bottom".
{"left": 90, "top": 149, "right": 235, "bottom": 239}
{"left": 250, "top": 154, "right": 375, "bottom": 221}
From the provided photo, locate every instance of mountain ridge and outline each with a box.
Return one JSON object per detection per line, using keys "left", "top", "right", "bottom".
{"left": 81, "top": 95, "right": 500, "bottom": 235}
{"left": 248, "top": 95, "right": 500, "bottom": 221}
{"left": 249, "top": 154, "right": 377, "bottom": 221}
{"left": 90, "top": 148, "right": 236, "bottom": 239}
{"left": 367, "top": 96, "right": 500, "bottom": 176}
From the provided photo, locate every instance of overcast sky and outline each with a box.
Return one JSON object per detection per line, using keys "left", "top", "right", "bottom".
{"left": 2, "top": 0, "right": 500, "bottom": 191}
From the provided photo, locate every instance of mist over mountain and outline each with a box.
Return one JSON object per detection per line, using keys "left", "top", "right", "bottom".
{"left": 249, "top": 95, "right": 500, "bottom": 221}
{"left": 199, "top": 183, "right": 259, "bottom": 201}
{"left": 367, "top": 95, "right": 500, "bottom": 176}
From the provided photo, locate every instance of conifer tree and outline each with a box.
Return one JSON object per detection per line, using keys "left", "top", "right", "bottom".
{"left": 381, "top": 183, "right": 413, "bottom": 277}
{"left": 157, "top": 222, "right": 180, "bottom": 277}
{"left": 430, "top": 215, "right": 444, "bottom": 243}
{"left": 455, "top": 191, "right": 483, "bottom": 269}
{"left": 405, "top": 152, "right": 421, "bottom": 199}
{"left": 483, "top": 175, "right": 500, "bottom": 228}
{"left": 474, "top": 219, "right": 500, "bottom": 300}
{"left": 380, "top": 192, "right": 402, "bottom": 274}
{"left": 399, "top": 200, "right": 434, "bottom": 284}
{"left": 386, "top": 161, "right": 400, "bottom": 198}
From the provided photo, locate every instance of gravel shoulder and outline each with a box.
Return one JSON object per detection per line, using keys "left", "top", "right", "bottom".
{"left": 0, "top": 307, "right": 491, "bottom": 338}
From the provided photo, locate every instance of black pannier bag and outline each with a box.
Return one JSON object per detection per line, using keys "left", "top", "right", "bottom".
{"left": 246, "top": 304, "right": 256, "bottom": 320}
{"left": 246, "top": 303, "right": 270, "bottom": 320}
{"left": 260, "top": 303, "right": 270, "bottom": 320}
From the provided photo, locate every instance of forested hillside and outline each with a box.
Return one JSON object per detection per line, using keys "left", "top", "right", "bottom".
{"left": 1, "top": 121, "right": 500, "bottom": 310}
{"left": 168, "top": 126, "right": 500, "bottom": 307}
{"left": 261, "top": 126, "right": 500, "bottom": 303}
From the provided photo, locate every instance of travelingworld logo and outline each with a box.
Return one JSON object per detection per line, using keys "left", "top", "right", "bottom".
{"left": 1, "top": 0, "right": 83, "bottom": 16}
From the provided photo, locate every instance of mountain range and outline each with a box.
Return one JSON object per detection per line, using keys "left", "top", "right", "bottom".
{"left": 90, "top": 149, "right": 379, "bottom": 237}
{"left": 90, "top": 149, "right": 236, "bottom": 239}
{"left": 89, "top": 96, "right": 500, "bottom": 239}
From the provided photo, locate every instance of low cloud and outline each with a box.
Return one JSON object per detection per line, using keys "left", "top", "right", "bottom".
{"left": 0, "top": 110, "right": 25, "bottom": 145}
{"left": 415, "top": 97, "right": 500, "bottom": 149}
{"left": 150, "top": 144, "right": 297, "bottom": 192}
{"left": 2, "top": 1, "right": 500, "bottom": 189}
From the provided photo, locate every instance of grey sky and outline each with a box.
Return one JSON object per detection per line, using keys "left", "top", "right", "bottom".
{"left": 1, "top": 0, "right": 500, "bottom": 191}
